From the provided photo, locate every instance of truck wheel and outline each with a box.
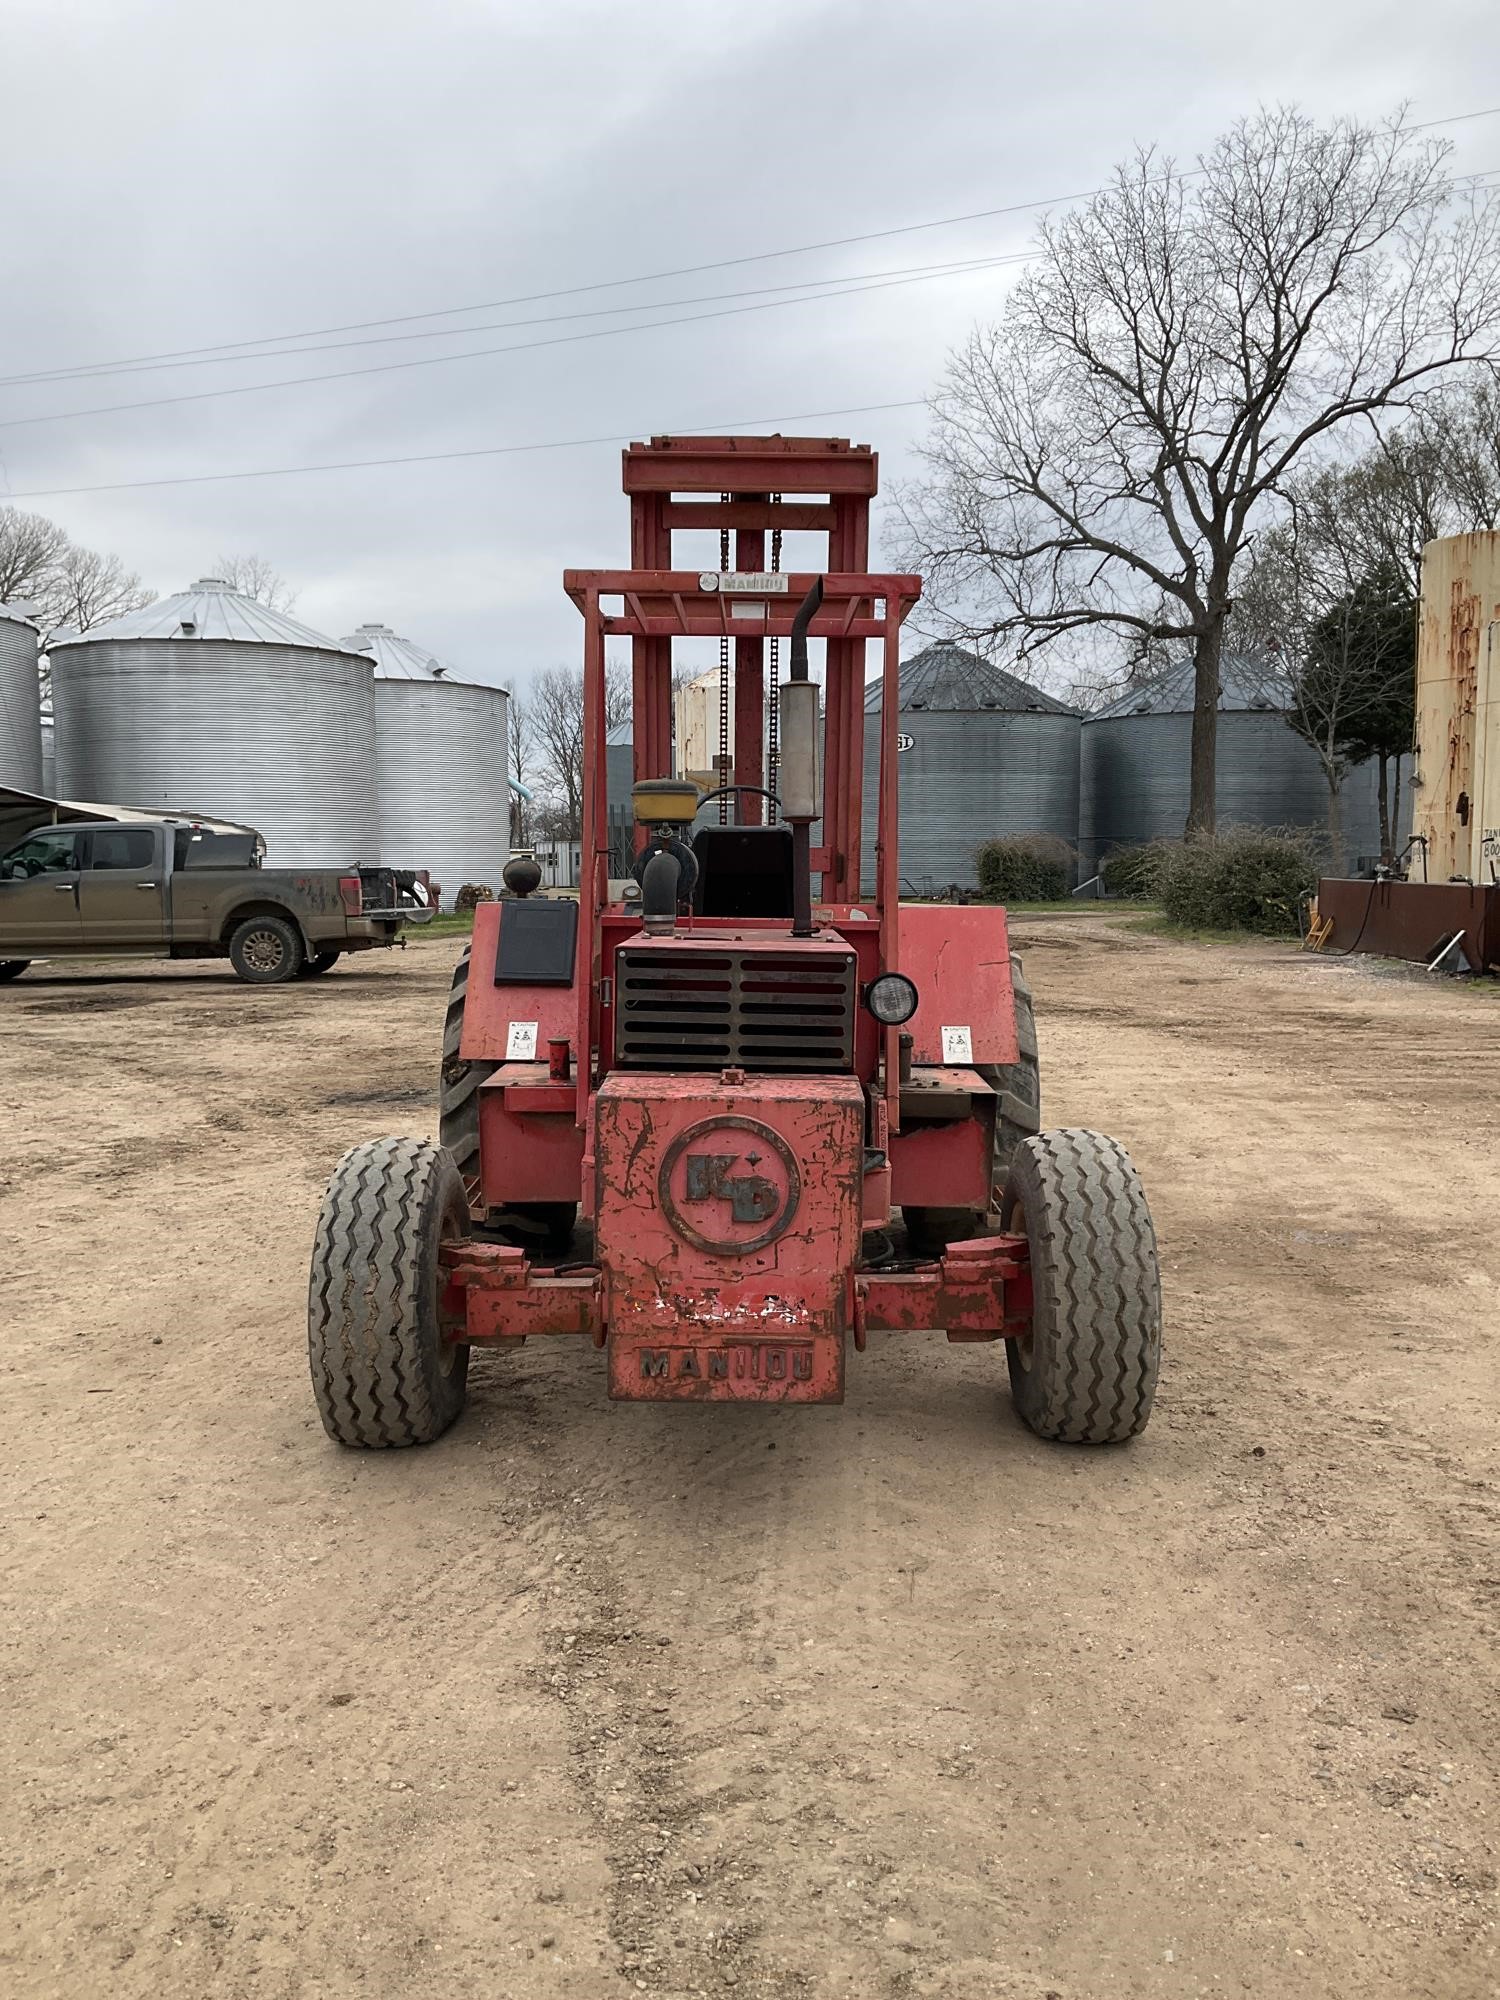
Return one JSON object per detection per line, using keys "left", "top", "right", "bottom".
{"left": 297, "top": 949, "right": 342, "bottom": 978}
{"left": 228, "top": 913, "right": 304, "bottom": 983}
{"left": 0, "top": 960, "right": 29, "bottom": 982}
{"left": 904, "top": 951, "right": 1041, "bottom": 1257}
{"left": 439, "top": 946, "right": 576, "bottom": 1252}
{"left": 1002, "top": 1129, "right": 1160, "bottom": 1444}
{"left": 308, "top": 1136, "right": 470, "bottom": 1448}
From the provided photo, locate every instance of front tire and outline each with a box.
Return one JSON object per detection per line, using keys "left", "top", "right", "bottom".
{"left": 0, "top": 960, "right": 29, "bottom": 982}
{"left": 228, "top": 913, "right": 304, "bottom": 984}
{"left": 308, "top": 1136, "right": 470, "bottom": 1448}
{"left": 1003, "top": 1129, "right": 1161, "bottom": 1444}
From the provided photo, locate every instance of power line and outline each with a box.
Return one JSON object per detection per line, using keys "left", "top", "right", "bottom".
{"left": 17, "top": 103, "right": 1499, "bottom": 390}
{"left": 0, "top": 258, "right": 1028, "bottom": 434}
{"left": 0, "top": 400, "right": 932, "bottom": 501}
{"left": 0, "top": 252, "right": 1033, "bottom": 391}
{"left": 4, "top": 193, "right": 1115, "bottom": 384}
{"left": 11, "top": 157, "right": 1500, "bottom": 438}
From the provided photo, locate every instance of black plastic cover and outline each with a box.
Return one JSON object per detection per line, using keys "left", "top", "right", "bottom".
{"left": 691, "top": 825, "right": 794, "bottom": 918}
{"left": 493, "top": 897, "right": 579, "bottom": 985}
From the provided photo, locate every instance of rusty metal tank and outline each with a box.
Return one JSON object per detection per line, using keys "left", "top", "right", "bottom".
{"left": 1412, "top": 532, "right": 1500, "bottom": 883}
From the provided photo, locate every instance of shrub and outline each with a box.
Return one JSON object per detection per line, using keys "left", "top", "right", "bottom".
{"left": 1098, "top": 843, "right": 1165, "bottom": 900}
{"left": 1154, "top": 828, "right": 1317, "bottom": 936}
{"left": 974, "top": 832, "right": 1077, "bottom": 903}
{"left": 455, "top": 882, "right": 495, "bottom": 911}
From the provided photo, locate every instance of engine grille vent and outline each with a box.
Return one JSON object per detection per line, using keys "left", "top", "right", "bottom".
{"left": 614, "top": 947, "right": 857, "bottom": 1072}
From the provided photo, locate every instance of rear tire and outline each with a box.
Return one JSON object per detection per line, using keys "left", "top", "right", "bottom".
{"left": 904, "top": 950, "right": 1040, "bottom": 1257}
{"left": 1002, "top": 1129, "right": 1160, "bottom": 1443}
{"left": 0, "top": 960, "right": 29, "bottom": 982}
{"left": 297, "top": 949, "right": 342, "bottom": 978}
{"left": 439, "top": 945, "right": 576, "bottom": 1253}
{"left": 308, "top": 1136, "right": 470, "bottom": 1448}
{"left": 228, "top": 913, "right": 304, "bottom": 984}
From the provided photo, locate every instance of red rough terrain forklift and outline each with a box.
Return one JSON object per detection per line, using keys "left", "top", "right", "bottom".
{"left": 307, "top": 436, "right": 1161, "bottom": 1447}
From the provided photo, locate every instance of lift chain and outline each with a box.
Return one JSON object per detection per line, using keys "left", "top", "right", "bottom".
{"left": 766, "top": 495, "right": 782, "bottom": 824}
{"left": 718, "top": 494, "right": 731, "bottom": 824}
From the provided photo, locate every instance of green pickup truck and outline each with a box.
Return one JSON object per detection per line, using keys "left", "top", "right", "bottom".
{"left": 0, "top": 816, "right": 429, "bottom": 984}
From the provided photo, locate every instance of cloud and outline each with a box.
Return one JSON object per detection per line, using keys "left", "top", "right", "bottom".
{"left": 1, "top": 0, "right": 1494, "bottom": 685}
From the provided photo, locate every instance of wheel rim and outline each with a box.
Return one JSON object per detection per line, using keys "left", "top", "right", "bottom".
{"left": 243, "top": 927, "right": 285, "bottom": 974}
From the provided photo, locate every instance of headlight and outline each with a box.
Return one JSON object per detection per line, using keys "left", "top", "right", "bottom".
{"left": 865, "top": 972, "right": 919, "bottom": 1025}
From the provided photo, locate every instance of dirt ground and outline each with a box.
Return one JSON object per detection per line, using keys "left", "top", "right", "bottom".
{"left": 2, "top": 916, "right": 1497, "bottom": 2000}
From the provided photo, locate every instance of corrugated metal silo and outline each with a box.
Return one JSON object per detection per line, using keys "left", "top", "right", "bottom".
{"left": 40, "top": 710, "right": 55, "bottom": 798}
{"left": 50, "top": 581, "right": 379, "bottom": 866}
{"left": 0, "top": 603, "right": 42, "bottom": 791}
{"left": 860, "top": 643, "right": 1081, "bottom": 894}
{"left": 1079, "top": 655, "right": 1400, "bottom": 872}
{"left": 606, "top": 718, "right": 636, "bottom": 876}
{"left": 344, "top": 623, "right": 509, "bottom": 908}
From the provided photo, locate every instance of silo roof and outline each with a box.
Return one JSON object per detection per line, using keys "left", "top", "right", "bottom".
{"left": 48, "top": 580, "right": 360, "bottom": 656}
{"left": 0, "top": 601, "right": 39, "bottom": 632}
{"left": 1092, "top": 653, "right": 1289, "bottom": 720}
{"left": 866, "top": 642, "right": 1077, "bottom": 716}
{"left": 343, "top": 622, "right": 486, "bottom": 686}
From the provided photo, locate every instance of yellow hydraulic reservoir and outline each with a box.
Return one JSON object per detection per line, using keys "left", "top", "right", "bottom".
{"left": 632, "top": 777, "right": 702, "bottom": 825}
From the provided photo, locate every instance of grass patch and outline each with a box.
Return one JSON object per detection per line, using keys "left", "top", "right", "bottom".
{"left": 1004, "top": 898, "right": 1114, "bottom": 914}
{"left": 411, "top": 910, "right": 476, "bottom": 939}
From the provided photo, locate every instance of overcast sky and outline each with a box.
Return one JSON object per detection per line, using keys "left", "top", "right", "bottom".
{"left": 3, "top": 0, "right": 1498, "bottom": 691}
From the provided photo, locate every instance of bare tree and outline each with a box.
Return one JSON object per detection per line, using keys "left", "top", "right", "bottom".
{"left": 897, "top": 106, "right": 1500, "bottom": 837}
{"left": 1236, "top": 377, "right": 1500, "bottom": 859}
{"left": 0, "top": 506, "right": 151, "bottom": 639}
{"left": 508, "top": 692, "right": 536, "bottom": 843}
{"left": 527, "top": 663, "right": 631, "bottom": 839}
{"left": 211, "top": 553, "right": 297, "bottom": 612}
{"left": 1237, "top": 530, "right": 1413, "bottom": 867}
{"left": 0, "top": 508, "right": 69, "bottom": 609}
{"left": 1440, "top": 373, "right": 1500, "bottom": 526}
{"left": 43, "top": 544, "right": 153, "bottom": 639}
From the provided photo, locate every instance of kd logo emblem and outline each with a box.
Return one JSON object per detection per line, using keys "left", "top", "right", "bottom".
{"left": 683, "top": 1152, "right": 780, "bottom": 1224}
{"left": 659, "top": 1117, "right": 802, "bottom": 1255}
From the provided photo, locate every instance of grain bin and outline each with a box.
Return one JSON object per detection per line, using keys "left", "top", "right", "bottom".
{"left": 605, "top": 718, "right": 637, "bottom": 876}
{"left": 1079, "top": 655, "right": 1396, "bottom": 872}
{"left": 861, "top": 643, "right": 1081, "bottom": 894}
{"left": 0, "top": 603, "right": 42, "bottom": 792}
{"left": 50, "top": 581, "right": 379, "bottom": 866}
{"left": 344, "top": 623, "right": 508, "bottom": 909}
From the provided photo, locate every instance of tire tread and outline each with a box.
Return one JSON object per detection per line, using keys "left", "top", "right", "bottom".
{"left": 1005, "top": 1127, "right": 1160, "bottom": 1444}
{"left": 307, "top": 1134, "right": 469, "bottom": 1449}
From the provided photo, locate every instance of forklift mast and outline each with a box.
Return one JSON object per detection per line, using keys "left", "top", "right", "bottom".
{"left": 565, "top": 434, "right": 923, "bottom": 1122}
